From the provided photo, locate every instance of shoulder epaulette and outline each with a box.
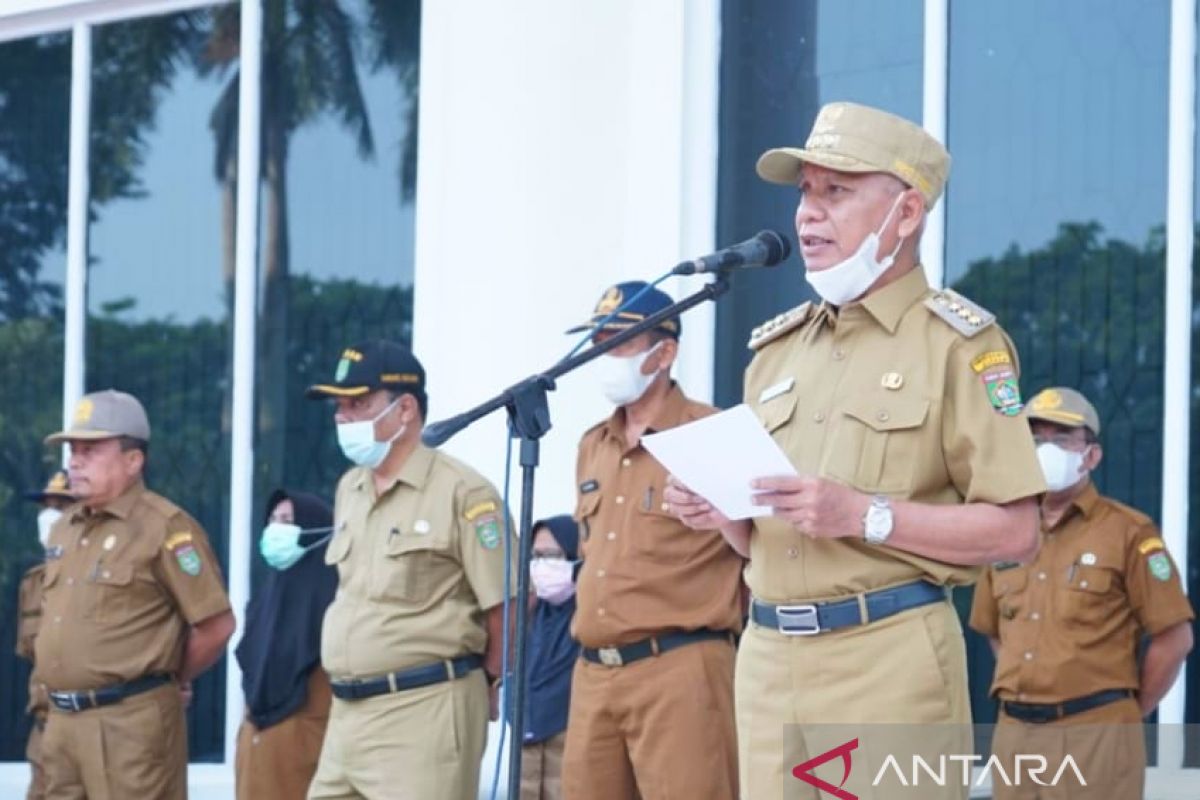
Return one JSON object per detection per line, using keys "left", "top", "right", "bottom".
{"left": 747, "top": 302, "right": 813, "bottom": 350}
{"left": 924, "top": 289, "right": 995, "bottom": 338}
{"left": 140, "top": 490, "right": 181, "bottom": 520}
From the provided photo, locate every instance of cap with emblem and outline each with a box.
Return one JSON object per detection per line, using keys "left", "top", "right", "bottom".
{"left": 306, "top": 339, "right": 427, "bottom": 404}
{"left": 565, "top": 281, "right": 681, "bottom": 340}
{"left": 22, "top": 469, "right": 73, "bottom": 502}
{"left": 1025, "top": 387, "right": 1101, "bottom": 436}
{"left": 44, "top": 389, "right": 151, "bottom": 445}
{"left": 756, "top": 101, "right": 951, "bottom": 207}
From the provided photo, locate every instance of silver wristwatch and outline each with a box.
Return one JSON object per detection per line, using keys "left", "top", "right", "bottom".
{"left": 863, "top": 494, "right": 894, "bottom": 545}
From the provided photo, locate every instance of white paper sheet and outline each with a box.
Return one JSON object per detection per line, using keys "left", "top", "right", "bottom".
{"left": 641, "top": 403, "right": 798, "bottom": 520}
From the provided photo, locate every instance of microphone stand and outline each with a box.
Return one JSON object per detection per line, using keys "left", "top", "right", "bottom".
{"left": 421, "top": 275, "right": 731, "bottom": 798}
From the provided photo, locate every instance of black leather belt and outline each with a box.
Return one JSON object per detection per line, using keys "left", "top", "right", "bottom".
{"left": 1001, "top": 689, "right": 1136, "bottom": 724}
{"left": 751, "top": 580, "right": 947, "bottom": 636}
{"left": 49, "top": 673, "right": 172, "bottom": 713}
{"left": 580, "top": 629, "right": 732, "bottom": 667}
{"left": 329, "top": 654, "right": 483, "bottom": 701}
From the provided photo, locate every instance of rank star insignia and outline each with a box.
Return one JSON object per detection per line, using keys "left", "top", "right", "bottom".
{"left": 174, "top": 543, "right": 202, "bottom": 576}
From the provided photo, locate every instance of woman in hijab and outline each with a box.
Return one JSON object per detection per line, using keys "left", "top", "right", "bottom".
{"left": 235, "top": 489, "right": 338, "bottom": 800}
{"left": 521, "top": 515, "right": 581, "bottom": 800}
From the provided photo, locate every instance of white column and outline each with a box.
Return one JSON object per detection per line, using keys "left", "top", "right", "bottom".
{"left": 921, "top": 0, "right": 948, "bottom": 288}
{"left": 223, "top": 0, "right": 262, "bottom": 765}
{"left": 62, "top": 21, "right": 90, "bottom": 443}
{"left": 1158, "top": 0, "right": 1195, "bottom": 744}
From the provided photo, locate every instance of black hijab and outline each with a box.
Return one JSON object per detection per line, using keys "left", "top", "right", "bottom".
{"left": 235, "top": 489, "right": 337, "bottom": 729}
{"left": 523, "top": 515, "right": 581, "bottom": 744}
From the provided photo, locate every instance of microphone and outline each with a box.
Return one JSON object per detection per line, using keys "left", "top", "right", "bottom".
{"left": 671, "top": 230, "right": 792, "bottom": 275}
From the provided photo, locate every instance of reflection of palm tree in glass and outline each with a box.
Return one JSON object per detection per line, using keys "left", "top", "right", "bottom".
{"left": 200, "top": 0, "right": 419, "bottom": 489}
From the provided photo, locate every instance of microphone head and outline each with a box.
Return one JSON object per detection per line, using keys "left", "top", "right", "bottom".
{"left": 754, "top": 230, "right": 792, "bottom": 266}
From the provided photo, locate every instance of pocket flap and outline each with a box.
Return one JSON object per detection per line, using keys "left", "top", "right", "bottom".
{"left": 384, "top": 529, "right": 449, "bottom": 556}
{"left": 1067, "top": 565, "right": 1113, "bottom": 594}
{"left": 991, "top": 568, "right": 1028, "bottom": 598}
{"left": 576, "top": 490, "right": 601, "bottom": 520}
{"left": 93, "top": 563, "right": 133, "bottom": 586}
{"left": 756, "top": 393, "right": 798, "bottom": 433}
{"left": 325, "top": 530, "right": 352, "bottom": 565}
{"left": 843, "top": 397, "right": 930, "bottom": 432}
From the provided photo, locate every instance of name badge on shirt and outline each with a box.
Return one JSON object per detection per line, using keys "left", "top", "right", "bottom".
{"left": 758, "top": 377, "right": 795, "bottom": 404}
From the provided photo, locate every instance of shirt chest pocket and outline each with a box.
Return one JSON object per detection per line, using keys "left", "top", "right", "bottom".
{"left": 632, "top": 481, "right": 694, "bottom": 564}
{"left": 84, "top": 563, "right": 159, "bottom": 622}
{"left": 371, "top": 530, "right": 455, "bottom": 603}
{"left": 825, "top": 396, "right": 930, "bottom": 494}
{"left": 1060, "top": 564, "right": 1120, "bottom": 624}
{"left": 575, "top": 492, "right": 602, "bottom": 557}
{"left": 754, "top": 392, "right": 798, "bottom": 435}
{"left": 991, "top": 568, "right": 1029, "bottom": 623}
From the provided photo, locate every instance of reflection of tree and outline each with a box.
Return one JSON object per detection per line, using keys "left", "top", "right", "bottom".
{"left": 201, "top": 0, "right": 420, "bottom": 501}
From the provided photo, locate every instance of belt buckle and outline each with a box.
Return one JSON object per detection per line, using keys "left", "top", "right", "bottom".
{"left": 597, "top": 647, "right": 624, "bottom": 667}
{"left": 775, "top": 604, "right": 821, "bottom": 636}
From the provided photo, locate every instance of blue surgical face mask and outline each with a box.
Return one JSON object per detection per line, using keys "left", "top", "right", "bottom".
{"left": 336, "top": 396, "right": 405, "bottom": 468}
{"left": 259, "top": 522, "right": 334, "bottom": 571}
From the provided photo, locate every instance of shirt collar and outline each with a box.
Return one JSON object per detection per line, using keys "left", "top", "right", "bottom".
{"left": 73, "top": 477, "right": 145, "bottom": 522}
{"left": 602, "top": 382, "right": 691, "bottom": 445}
{"left": 351, "top": 444, "right": 437, "bottom": 494}
{"left": 1071, "top": 482, "right": 1100, "bottom": 519}
{"left": 856, "top": 265, "right": 930, "bottom": 334}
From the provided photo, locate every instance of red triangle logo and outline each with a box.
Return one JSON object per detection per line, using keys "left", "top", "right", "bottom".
{"left": 791, "top": 738, "right": 859, "bottom": 800}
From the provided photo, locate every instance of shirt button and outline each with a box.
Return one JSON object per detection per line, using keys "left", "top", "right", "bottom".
{"left": 615, "top": 496, "right": 625, "bottom": 505}
{"left": 606, "top": 532, "right": 616, "bottom": 541}
{"left": 252, "top": 735, "right": 260, "bottom": 745}
{"left": 876, "top": 410, "right": 889, "bottom": 423}
{"left": 1080, "top": 580, "right": 1089, "bottom": 589}
{"left": 832, "top": 349, "right": 845, "bottom": 361}
{"left": 621, "top": 458, "right": 632, "bottom": 467}
{"left": 80, "top": 538, "right": 89, "bottom": 546}
{"left": 1030, "top": 612, "right": 1041, "bottom": 621}
{"left": 102, "top": 570, "right": 111, "bottom": 579}
{"left": 1024, "top": 651, "right": 1034, "bottom": 661}
{"left": 596, "top": 569, "right": 606, "bottom": 578}
{"left": 597, "top": 608, "right": 606, "bottom": 617}
{"left": 54, "top": 616, "right": 61, "bottom": 623}
{"left": 661, "top": 503, "right": 670, "bottom": 512}
{"left": 1037, "top": 571, "right": 1046, "bottom": 581}
{"left": 66, "top": 578, "right": 74, "bottom": 585}
{"left": 813, "top": 412, "right": 825, "bottom": 423}
{"left": 787, "top": 547, "right": 798, "bottom": 559}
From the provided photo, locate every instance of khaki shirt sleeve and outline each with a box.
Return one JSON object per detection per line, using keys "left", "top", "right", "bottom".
{"left": 942, "top": 328, "right": 1046, "bottom": 505}
{"left": 1125, "top": 526, "right": 1195, "bottom": 636}
{"left": 155, "top": 514, "right": 232, "bottom": 625}
{"left": 457, "top": 485, "right": 517, "bottom": 611}
{"left": 968, "top": 567, "right": 1000, "bottom": 638}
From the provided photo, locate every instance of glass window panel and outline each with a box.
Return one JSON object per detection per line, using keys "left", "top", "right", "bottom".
{"left": 1188, "top": 0, "right": 1200, "bottom": 738}
{"left": 715, "top": 0, "right": 923, "bottom": 407}
{"left": 0, "top": 31, "right": 71, "bottom": 762}
{"left": 251, "top": 0, "right": 419, "bottom": 587}
{"left": 946, "top": 0, "right": 1170, "bottom": 724}
{"left": 86, "top": 5, "right": 237, "bottom": 761}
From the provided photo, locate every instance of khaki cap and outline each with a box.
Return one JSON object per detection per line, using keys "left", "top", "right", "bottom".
{"left": 45, "top": 389, "right": 151, "bottom": 445}
{"left": 1025, "top": 387, "right": 1100, "bottom": 436}
{"left": 756, "top": 101, "right": 951, "bottom": 206}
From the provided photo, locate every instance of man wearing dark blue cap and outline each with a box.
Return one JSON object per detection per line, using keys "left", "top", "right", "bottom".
{"left": 306, "top": 340, "right": 517, "bottom": 800}
{"left": 561, "top": 283, "right": 743, "bottom": 800}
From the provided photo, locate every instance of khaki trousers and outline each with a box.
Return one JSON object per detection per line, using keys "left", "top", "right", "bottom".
{"left": 307, "top": 669, "right": 489, "bottom": 800}
{"left": 26, "top": 714, "right": 46, "bottom": 800}
{"left": 739, "top": 601, "right": 971, "bottom": 800}
{"left": 236, "top": 669, "right": 333, "bottom": 800}
{"left": 562, "top": 638, "right": 739, "bottom": 800}
{"left": 991, "top": 698, "right": 1145, "bottom": 799}
{"left": 521, "top": 732, "right": 566, "bottom": 800}
{"left": 42, "top": 682, "right": 187, "bottom": 800}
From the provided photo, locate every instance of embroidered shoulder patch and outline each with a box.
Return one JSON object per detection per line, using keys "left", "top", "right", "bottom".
{"left": 972, "top": 352, "right": 1023, "bottom": 416}
{"left": 1148, "top": 552, "right": 1172, "bottom": 582}
{"left": 474, "top": 514, "right": 501, "bottom": 550}
{"left": 464, "top": 500, "right": 498, "bottom": 522}
{"left": 164, "top": 531, "right": 193, "bottom": 551}
{"left": 1138, "top": 537, "right": 1166, "bottom": 555}
{"left": 174, "top": 543, "right": 202, "bottom": 576}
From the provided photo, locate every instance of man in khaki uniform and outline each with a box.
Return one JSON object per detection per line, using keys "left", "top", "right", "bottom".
{"left": 971, "top": 387, "right": 1194, "bottom": 798}
{"left": 666, "top": 102, "right": 1047, "bottom": 799}
{"left": 561, "top": 282, "right": 743, "bottom": 799}
{"left": 36, "top": 389, "right": 235, "bottom": 799}
{"left": 306, "top": 340, "right": 516, "bottom": 800}
{"left": 17, "top": 470, "right": 75, "bottom": 800}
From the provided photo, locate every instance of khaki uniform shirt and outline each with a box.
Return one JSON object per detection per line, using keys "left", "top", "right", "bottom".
{"left": 17, "top": 562, "right": 48, "bottom": 714}
{"left": 35, "top": 480, "right": 230, "bottom": 691}
{"left": 573, "top": 383, "right": 744, "bottom": 648}
{"left": 970, "top": 483, "right": 1195, "bottom": 703}
{"left": 321, "top": 445, "right": 515, "bottom": 679}
{"left": 744, "top": 267, "right": 1045, "bottom": 602}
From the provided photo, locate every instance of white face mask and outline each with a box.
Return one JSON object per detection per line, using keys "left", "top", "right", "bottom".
{"left": 1036, "top": 442, "right": 1088, "bottom": 492}
{"left": 596, "top": 343, "right": 662, "bottom": 406}
{"left": 530, "top": 558, "right": 576, "bottom": 605}
{"left": 336, "top": 397, "right": 405, "bottom": 469}
{"left": 37, "top": 508, "right": 61, "bottom": 548}
{"left": 804, "top": 193, "right": 906, "bottom": 305}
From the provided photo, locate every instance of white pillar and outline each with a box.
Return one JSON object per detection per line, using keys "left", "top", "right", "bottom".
{"left": 223, "top": 0, "right": 262, "bottom": 765}
{"left": 62, "top": 21, "right": 90, "bottom": 444}
{"left": 1158, "top": 0, "right": 1195, "bottom": 746}
{"left": 921, "top": 0, "right": 948, "bottom": 288}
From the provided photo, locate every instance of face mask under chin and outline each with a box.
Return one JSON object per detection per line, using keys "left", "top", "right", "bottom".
{"left": 804, "top": 192, "right": 906, "bottom": 306}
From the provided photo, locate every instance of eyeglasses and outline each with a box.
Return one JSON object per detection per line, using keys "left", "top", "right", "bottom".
{"left": 1033, "top": 432, "right": 1090, "bottom": 451}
